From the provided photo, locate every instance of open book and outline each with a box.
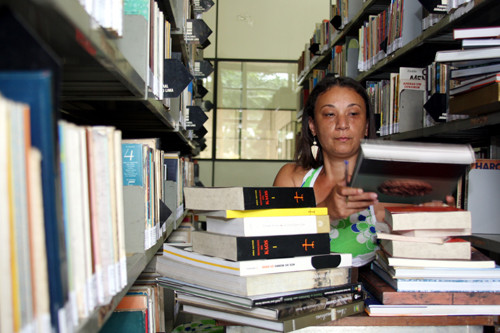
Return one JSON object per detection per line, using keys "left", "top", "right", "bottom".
{"left": 349, "top": 140, "right": 475, "bottom": 204}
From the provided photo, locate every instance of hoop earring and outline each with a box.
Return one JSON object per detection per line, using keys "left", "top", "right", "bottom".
{"left": 311, "top": 137, "right": 319, "bottom": 160}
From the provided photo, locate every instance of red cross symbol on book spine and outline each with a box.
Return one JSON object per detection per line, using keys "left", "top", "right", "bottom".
{"left": 302, "top": 239, "right": 315, "bottom": 251}
{"left": 294, "top": 191, "right": 304, "bottom": 203}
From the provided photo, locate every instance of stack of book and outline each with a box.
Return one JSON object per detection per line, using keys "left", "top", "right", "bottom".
{"left": 156, "top": 186, "right": 365, "bottom": 332}
{"left": 434, "top": 26, "right": 500, "bottom": 115}
{"left": 363, "top": 205, "right": 500, "bottom": 316}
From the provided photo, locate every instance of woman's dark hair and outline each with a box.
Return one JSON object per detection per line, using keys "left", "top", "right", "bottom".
{"left": 295, "top": 75, "right": 376, "bottom": 169}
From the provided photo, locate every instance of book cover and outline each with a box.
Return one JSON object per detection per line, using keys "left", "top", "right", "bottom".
{"left": 384, "top": 206, "right": 471, "bottom": 231}
{"left": 155, "top": 256, "right": 351, "bottom": 297}
{"left": 184, "top": 186, "right": 316, "bottom": 211}
{"left": 191, "top": 231, "right": 331, "bottom": 261}
{"left": 181, "top": 300, "right": 364, "bottom": 332}
{"left": 163, "top": 244, "right": 351, "bottom": 276}
{"left": 450, "top": 62, "right": 500, "bottom": 79}
{"left": 380, "top": 238, "right": 471, "bottom": 260}
{"left": 360, "top": 268, "right": 500, "bottom": 305}
{"left": 157, "top": 275, "right": 362, "bottom": 309}
{"left": 205, "top": 214, "right": 329, "bottom": 237}
{"left": 453, "top": 26, "right": 500, "bottom": 39}
{"left": 349, "top": 140, "right": 475, "bottom": 204}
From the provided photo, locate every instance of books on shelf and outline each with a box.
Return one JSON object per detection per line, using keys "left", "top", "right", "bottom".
{"left": 349, "top": 139, "right": 475, "bottom": 204}
{"left": 383, "top": 206, "right": 472, "bottom": 231}
{"left": 204, "top": 213, "right": 329, "bottom": 237}
{"left": 366, "top": 302, "right": 500, "bottom": 316}
{"left": 450, "top": 62, "right": 500, "bottom": 79}
{"left": 163, "top": 244, "right": 352, "bottom": 276}
{"left": 155, "top": 255, "right": 351, "bottom": 297}
{"left": 184, "top": 186, "right": 316, "bottom": 211}
{"left": 181, "top": 300, "right": 364, "bottom": 332}
{"left": 191, "top": 231, "right": 331, "bottom": 261}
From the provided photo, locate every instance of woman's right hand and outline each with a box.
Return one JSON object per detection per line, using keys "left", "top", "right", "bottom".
{"left": 319, "top": 183, "right": 378, "bottom": 220}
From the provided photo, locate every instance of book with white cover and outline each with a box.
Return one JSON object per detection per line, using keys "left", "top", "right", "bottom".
{"left": 163, "top": 244, "right": 352, "bottom": 276}
{"left": 435, "top": 46, "right": 500, "bottom": 63}
{"left": 205, "top": 214, "right": 329, "bottom": 237}
{"left": 367, "top": 303, "right": 500, "bottom": 316}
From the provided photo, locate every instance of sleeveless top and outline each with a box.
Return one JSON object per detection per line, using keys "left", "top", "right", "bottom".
{"left": 302, "top": 166, "right": 378, "bottom": 267}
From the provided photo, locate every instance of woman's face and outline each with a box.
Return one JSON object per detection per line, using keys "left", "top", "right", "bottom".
{"left": 309, "top": 86, "right": 368, "bottom": 160}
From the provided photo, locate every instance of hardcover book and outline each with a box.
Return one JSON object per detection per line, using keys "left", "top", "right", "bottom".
{"left": 191, "top": 231, "right": 330, "bottom": 261}
{"left": 184, "top": 186, "right": 316, "bottom": 211}
{"left": 349, "top": 140, "right": 475, "bottom": 204}
{"left": 449, "top": 81, "right": 500, "bottom": 115}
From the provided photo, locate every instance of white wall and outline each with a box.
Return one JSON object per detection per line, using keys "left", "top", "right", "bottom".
{"left": 198, "top": 160, "right": 288, "bottom": 187}
{"left": 205, "top": 0, "right": 331, "bottom": 60}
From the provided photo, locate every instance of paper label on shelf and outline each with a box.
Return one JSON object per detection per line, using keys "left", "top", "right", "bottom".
{"left": 120, "top": 258, "right": 128, "bottom": 288}
{"left": 95, "top": 271, "right": 104, "bottom": 305}
{"left": 69, "top": 291, "right": 78, "bottom": 328}
{"left": 108, "top": 264, "right": 116, "bottom": 296}
{"left": 57, "top": 307, "right": 67, "bottom": 333}
{"left": 86, "top": 277, "right": 96, "bottom": 313}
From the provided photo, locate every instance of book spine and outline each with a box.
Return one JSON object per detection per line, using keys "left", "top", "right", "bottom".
{"left": 242, "top": 187, "right": 316, "bottom": 209}
{"left": 235, "top": 233, "right": 330, "bottom": 261}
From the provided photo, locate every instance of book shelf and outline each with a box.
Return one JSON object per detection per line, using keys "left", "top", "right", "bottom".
{"left": 298, "top": 0, "right": 500, "bottom": 146}
{"left": 0, "top": 0, "right": 206, "bottom": 332}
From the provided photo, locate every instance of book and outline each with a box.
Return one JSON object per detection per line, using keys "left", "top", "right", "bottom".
{"left": 383, "top": 206, "right": 471, "bottom": 231}
{"left": 380, "top": 238, "right": 471, "bottom": 260}
{"left": 205, "top": 214, "right": 329, "bottom": 237}
{"left": 450, "top": 72, "right": 500, "bottom": 96}
{"left": 371, "top": 260, "right": 500, "bottom": 292}
{"left": 100, "top": 294, "right": 149, "bottom": 333}
{"left": 157, "top": 276, "right": 363, "bottom": 308}
{"left": 449, "top": 81, "right": 500, "bottom": 115}
{"left": 435, "top": 46, "right": 500, "bottom": 63}
{"left": 163, "top": 244, "right": 352, "bottom": 276}
{"left": 453, "top": 26, "right": 500, "bottom": 39}
{"left": 360, "top": 268, "right": 500, "bottom": 305}
{"left": 176, "top": 290, "right": 363, "bottom": 320}
{"left": 450, "top": 62, "right": 500, "bottom": 79}
{"left": 191, "top": 231, "right": 330, "bottom": 261}
{"left": 184, "top": 186, "right": 316, "bottom": 211}
{"left": 200, "top": 207, "right": 328, "bottom": 219}
{"left": 349, "top": 140, "right": 475, "bottom": 204}
{"left": 0, "top": 71, "right": 68, "bottom": 332}
{"left": 181, "top": 300, "right": 364, "bottom": 332}
{"left": 155, "top": 256, "right": 351, "bottom": 297}
{"left": 394, "top": 228, "right": 471, "bottom": 238}
{"left": 377, "top": 248, "right": 496, "bottom": 269}
{"left": 462, "top": 38, "right": 500, "bottom": 48}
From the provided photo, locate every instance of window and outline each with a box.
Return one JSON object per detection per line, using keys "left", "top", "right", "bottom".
{"left": 197, "top": 61, "right": 298, "bottom": 160}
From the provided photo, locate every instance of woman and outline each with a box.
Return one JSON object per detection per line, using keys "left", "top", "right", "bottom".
{"left": 273, "top": 75, "right": 380, "bottom": 266}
